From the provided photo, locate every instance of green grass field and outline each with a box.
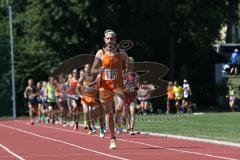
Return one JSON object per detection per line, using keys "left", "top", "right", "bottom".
{"left": 134, "top": 112, "right": 240, "bottom": 143}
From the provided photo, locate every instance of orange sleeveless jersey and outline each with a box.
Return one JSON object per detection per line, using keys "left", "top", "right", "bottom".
{"left": 167, "top": 86, "right": 175, "bottom": 100}
{"left": 68, "top": 78, "right": 78, "bottom": 94}
{"left": 81, "top": 80, "right": 97, "bottom": 106}
{"left": 100, "top": 52, "right": 124, "bottom": 92}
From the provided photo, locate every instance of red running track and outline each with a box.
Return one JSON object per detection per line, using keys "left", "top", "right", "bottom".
{"left": 0, "top": 119, "right": 239, "bottom": 160}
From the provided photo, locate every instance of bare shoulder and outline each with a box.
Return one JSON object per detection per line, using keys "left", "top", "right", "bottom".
{"left": 95, "top": 49, "right": 104, "bottom": 60}
{"left": 25, "top": 86, "right": 30, "bottom": 92}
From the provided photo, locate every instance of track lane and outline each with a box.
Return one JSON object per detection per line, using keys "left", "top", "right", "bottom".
{"left": 0, "top": 123, "right": 127, "bottom": 160}
{"left": 0, "top": 120, "right": 240, "bottom": 160}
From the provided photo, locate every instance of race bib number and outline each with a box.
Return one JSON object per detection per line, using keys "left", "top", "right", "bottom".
{"left": 125, "top": 85, "right": 135, "bottom": 92}
{"left": 103, "top": 69, "right": 117, "bottom": 80}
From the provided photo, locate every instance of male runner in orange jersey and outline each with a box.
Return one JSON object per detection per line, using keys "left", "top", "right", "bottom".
{"left": 78, "top": 64, "right": 105, "bottom": 137}
{"left": 91, "top": 29, "right": 128, "bottom": 149}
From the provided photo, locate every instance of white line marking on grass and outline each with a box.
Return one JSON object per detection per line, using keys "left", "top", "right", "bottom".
{"left": 138, "top": 131, "right": 240, "bottom": 148}
{"left": 0, "top": 124, "right": 130, "bottom": 160}
{"left": 0, "top": 144, "right": 26, "bottom": 160}
{"left": 22, "top": 122, "right": 240, "bottom": 160}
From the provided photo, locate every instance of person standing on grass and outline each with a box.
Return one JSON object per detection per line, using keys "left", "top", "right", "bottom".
{"left": 230, "top": 49, "right": 239, "bottom": 75}
{"left": 226, "top": 85, "right": 237, "bottom": 112}
{"left": 91, "top": 29, "right": 128, "bottom": 149}
{"left": 24, "top": 79, "right": 38, "bottom": 125}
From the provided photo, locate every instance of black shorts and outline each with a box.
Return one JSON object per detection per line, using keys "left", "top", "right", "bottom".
{"left": 231, "top": 63, "right": 239, "bottom": 68}
{"left": 28, "top": 98, "right": 38, "bottom": 106}
{"left": 167, "top": 99, "right": 175, "bottom": 107}
{"left": 58, "top": 100, "right": 68, "bottom": 109}
{"left": 47, "top": 102, "right": 58, "bottom": 109}
{"left": 175, "top": 99, "right": 182, "bottom": 105}
{"left": 37, "top": 97, "right": 42, "bottom": 104}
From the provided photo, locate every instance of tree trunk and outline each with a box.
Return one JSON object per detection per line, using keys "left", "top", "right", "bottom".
{"left": 168, "top": 34, "right": 176, "bottom": 81}
{"left": 226, "top": 0, "right": 239, "bottom": 43}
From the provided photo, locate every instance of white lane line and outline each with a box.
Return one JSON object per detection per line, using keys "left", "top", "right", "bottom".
{"left": 0, "top": 144, "right": 26, "bottom": 160}
{"left": 117, "top": 138, "right": 240, "bottom": 160}
{"left": 27, "top": 122, "right": 240, "bottom": 160}
{"left": 0, "top": 124, "right": 130, "bottom": 160}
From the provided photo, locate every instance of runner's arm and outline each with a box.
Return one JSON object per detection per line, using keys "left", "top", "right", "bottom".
{"left": 23, "top": 87, "right": 28, "bottom": 99}
{"left": 91, "top": 50, "right": 103, "bottom": 80}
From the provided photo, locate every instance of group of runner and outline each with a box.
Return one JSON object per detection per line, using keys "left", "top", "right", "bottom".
{"left": 23, "top": 29, "right": 155, "bottom": 149}
{"left": 166, "top": 79, "right": 192, "bottom": 114}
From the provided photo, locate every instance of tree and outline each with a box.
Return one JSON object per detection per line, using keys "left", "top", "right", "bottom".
{"left": 4, "top": 0, "right": 229, "bottom": 114}
{"left": 226, "top": 0, "right": 240, "bottom": 42}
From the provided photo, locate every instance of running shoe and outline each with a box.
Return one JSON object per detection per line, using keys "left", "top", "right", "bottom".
{"left": 109, "top": 139, "right": 117, "bottom": 149}
{"left": 116, "top": 128, "right": 123, "bottom": 134}
{"left": 104, "top": 127, "right": 108, "bottom": 133}
{"left": 92, "top": 127, "right": 97, "bottom": 133}
{"left": 129, "top": 130, "right": 135, "bottom": 135}
{"left": 61, "top": 121, "right": 67, "bottom": 127}
{"left": 83, "top": 121, "right": 88, "bottom": 129}
{"left": 88, "top": 130, "right": 93, "bottom": 135}
{"left": 35, "top": 119, "right": 39, "bottom": 124}
{"left": 99, "top": 128, "right": 105, "bottom": 138}
{"left": 74, "top": 122, "right": 78, "bottom": 131}
{"left": 55, "top": 120, "right": 59, "bottom": 125}
{"left": 45, "top": 118, "right": 49, "bottom": 124}
{"left": 51, "top": 119, "right": 55, "bottom": 125}
{"left": 40, "top": 115, "right": 45, "bottom": 122}
{"left": 69, "top": 121, "right": 73, "bottom": 127}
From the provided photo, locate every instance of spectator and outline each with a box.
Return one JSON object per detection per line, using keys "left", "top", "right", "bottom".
{"left": 226, "top": 85, "right": 237, "bottom": 112}
{"left": 230, "top": 49, "right": 239, "bottom": 75}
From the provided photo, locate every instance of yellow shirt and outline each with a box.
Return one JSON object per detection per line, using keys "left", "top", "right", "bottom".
{"left": 173, "top": 86, "right": 183, "bottom": 100}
